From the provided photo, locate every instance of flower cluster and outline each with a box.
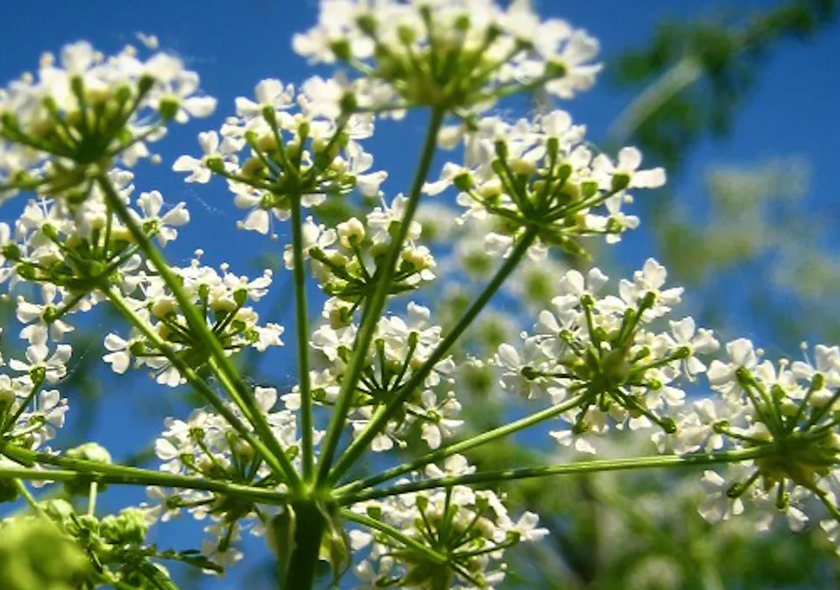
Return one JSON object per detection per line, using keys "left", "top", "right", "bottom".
{"left": 0, "top": 167, "right": 192, "bottom": 347}
{"left": 285, "top": 196, "right": 436, "bottom": 312}
{"left": 351, "top": 456, "right": 547, "bottom": 590}
{"left": 294, "top": 0, "right": 601, "bottom": 114}
{"left": 147, "top": 386, "right": 299, "bottom": 566}
{"left": 287, "top": 302, "right": 461, "bottom": 451}
{"left": 0, "top": 340, "right": 70, "bottom": 451}
{"left": 424, "top": 111, "right": 665, "bottom": 258}
{"left": 174, "top": 77, "right": 385, "bottom": 238}
{"left": 660, "top": 340, "right": 840, "bottom": 543}
{"left": 103, "top": 257, "right": 284, "bottom": 386}
{"left": 0, "top": 41, "right": 215, "bottom": 202}
{"left": 493, "top": 260, "right": 717, "bottom": 453}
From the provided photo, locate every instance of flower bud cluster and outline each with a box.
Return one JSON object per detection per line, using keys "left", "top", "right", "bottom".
{"left": 0, "top": 497, "right": 220, "bottom": 588}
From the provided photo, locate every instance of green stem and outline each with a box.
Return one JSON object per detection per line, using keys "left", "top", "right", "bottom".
{"left": 341, "top": 509, "right": 447, "bottom": 565}
{"left": 96, "top": 172, "right": 303, "bottom": 492}
{"left": 13, "top": 478, "right": 48, "bottom": 518}
{"left": 3, "top": 376, "right": 44, "bottom": 433}
{"left": 337, "top": 448, "right": 768, "bottom": 505}
{"left": 282, "top": 501, "right": 327, "bottom": 590}
{"left": 87, "top": 481, "right": 98, "bottom": 516}
{"left": 290, "top": 191, "right": 315, "bottom": 482}
{"left": 315, "top": 107, "right": 446, "bottom": 485}
{"left": 102, "top": 284, "right": 299, "bottom": 488}
{"left": 0, "top": 449, "right": 291, "bottom": 506}
{"left": 329, "top": 225, "right": 540, "bottom": 485}
{"left": 336, "top": 393, "right": 585, "bottom": 496}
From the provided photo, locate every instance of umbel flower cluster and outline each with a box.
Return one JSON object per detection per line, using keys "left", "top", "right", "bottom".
{"left": 0, "top": 1, "right": 838, "bottom": 589}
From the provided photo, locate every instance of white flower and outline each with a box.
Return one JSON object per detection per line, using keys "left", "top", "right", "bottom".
{"left": 134, "top": 190, "right": 190, "bottom": 246}
{"left": 698, "top": 470, "right": 745, "bottom": 523}
{"left": 618, "top": 258, "right": 683, "bottom": 317}
{"left": 103, "top": 333, "right": 134, "bottom": 374}
{"left": 173, "top": 131, "right": 236, "bottom": 183}
{"left": 8, "top": 343, "right": 72, "bottom": 383}
{"left": 283, "top": 217, "right": 337, "bottom": 269}
{"left": 707, "top": 338, "right": 760, "bottom": 398}
{"left": 592, "top": 147, "right": 666, "bottom": 190}
{"left": 235, "top": 78, "right": 295, "bottom": 119}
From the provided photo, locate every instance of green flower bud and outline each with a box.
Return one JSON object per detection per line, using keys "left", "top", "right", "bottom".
{"left": 66, "top": 442, "right": 112, "bottom": 465}
{"left": 0, "top": 478, "right": 19, "bottom": 504}
{"left": 114, "top": 84, "right": 133, "bottom": 105}
{"left": 1, "top": 242, "right": 21, "bottom": 262}
{"left": 138, "top": 75, "right": 156, "bottom": 94}
{"left": 43, "top": 499, "right": 76, "bottom": 524}
{"left": 330, "top": 39, "right": 352, "bottom": 62}
{"left": 0, "top": 519, "right": 91, "bottom": 590}
{"left": 356, "top": 14, "right": 377, "bottom": 36}
{"left": 158, "top": 97, "right": 180, "bottom": 121}
{"left": 611, "top": 173, "right": 631, "bottom": 192}
{"left": 397, "top": 25, "right": 416, "bottom": 45}
{"left": 100, "top": 508, "right": 148, "bottom": 545}
{"left": 64, "top": 442, "right": 112, "bottom": 496}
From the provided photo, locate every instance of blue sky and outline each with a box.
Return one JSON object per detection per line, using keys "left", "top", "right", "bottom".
{"left": 1, "top": 1, "right": 839, "bottom": 587}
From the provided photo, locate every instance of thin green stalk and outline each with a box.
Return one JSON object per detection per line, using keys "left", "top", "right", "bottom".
{"left": 3, "top": 376, "right": 44, "bottom": 433}
{"left": 315, "top": 107, "right": 447, "bottom": 485}
{"left": 290, "top": 191, "right": 315, "bottom": 481}
{"left": 337, "top": 448, "right": 768, "bottom": 505}
{"left": 87, "top": 481, "right": 99, "bottom": 516}
{"left": 102, "top": 284, "right": 300, "bottom": 489}
{"left": 336, "top": 393, "right": 586, "bottom": 496}
{"left": 13, "top": 479, "right": 48, "bottom": 518}
{"left": 329, "top": 225, "right": 540, "bottom": 485}
{"left": 95, "top": 172, "right": 302, "bottom": 491}
{"left": 341, "top": 508, "right": 448, "bottom": 565}
{"left": 0, "top": 451, "right": 290, "bottom": 506}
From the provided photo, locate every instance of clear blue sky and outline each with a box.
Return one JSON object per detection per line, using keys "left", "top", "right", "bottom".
{"left": 1, "top": 1, "right": 838, "bottom": 588}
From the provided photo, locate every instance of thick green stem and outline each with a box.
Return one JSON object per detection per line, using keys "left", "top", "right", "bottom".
{"left": 329, "top": 225, "right": 540, "bottom": 485}
{"left": 336, "top": 393, "right": 585, "bottom": 496}
{"left": 337, "top": 447, "right": 768, "bottom": 504}
{"left": 0, "top": 447, "right": 290, "bottom": 506}
{"left": 315, "top": 107, "right": 446, "bottom": 484}
{"left": 282, "top": 501, "right": 327, "bottom": 590}
{"left": 96, "top": 173, "right": 303, "bottom": 492}
{"left": 290, "top": 192, "right": 315, "bottom": 481}
{"left": 102, "top": 284, "right": 298, "bottom": 488}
